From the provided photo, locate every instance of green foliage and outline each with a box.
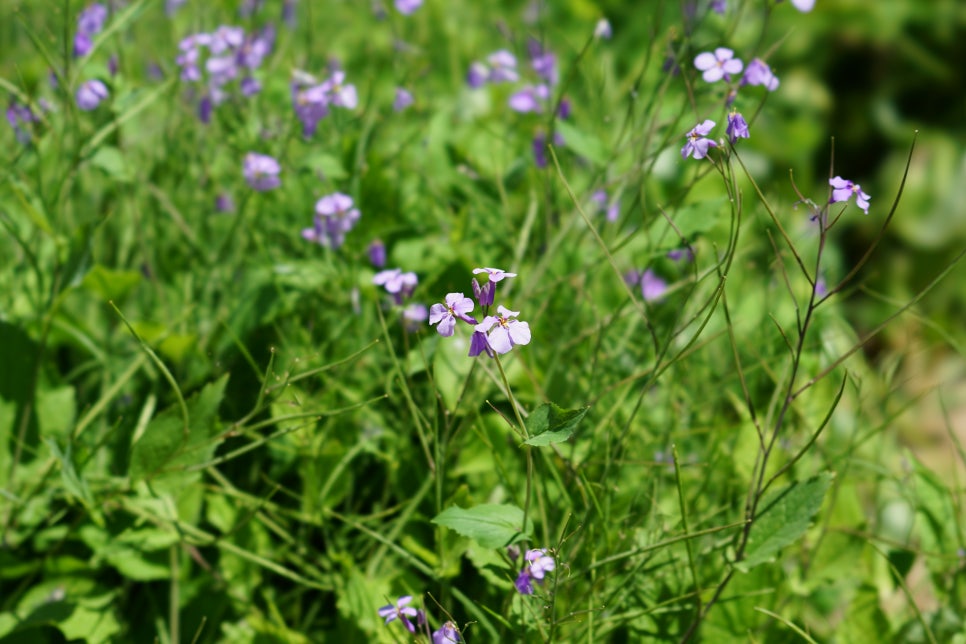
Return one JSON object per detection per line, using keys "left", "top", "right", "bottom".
{"left": 0, "top": 0, "right": 963, "bottom": 642}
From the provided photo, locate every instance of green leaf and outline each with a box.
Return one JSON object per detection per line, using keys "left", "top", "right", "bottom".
{"left": 523, "top": 403, "right": 589, "bottom": 446}
{"left": 555, "top": 120, "right": 609, "bottom": 166}
{"left": 432, "top": 503, "right": 532, "bottom": 548}
{"left": 82, "top": 264, "right": 142, "bottom": 300}
{"left": 301, "top": 151, "right": 347, "bottom": 180}
{"left": 128, "top": 375, "right": 228, "bottom": 488}
{"left": 735, "top": 472, "right": 833, "bottom": 572}
{"left": 89, "top": 146, "right": 132, "bottom": 182}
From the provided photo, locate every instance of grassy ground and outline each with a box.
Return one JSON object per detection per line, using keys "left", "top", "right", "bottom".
{"left": 1, "top": 1, "right": 964, "bottom": 642}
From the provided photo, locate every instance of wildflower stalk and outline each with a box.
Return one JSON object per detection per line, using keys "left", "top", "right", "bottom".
{"left": 493, "top": 353, "right": 535, "bottom": 532}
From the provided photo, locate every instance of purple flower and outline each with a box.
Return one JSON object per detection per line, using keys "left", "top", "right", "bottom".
{"left": 640, "top": 269, "right": 668, "bottom": 302}
{"left": 243, "top": 152, "right": 281, "bottom": 191}
{"left": 403, "top": 303, "right": 428, "bottom": 331}
{"left": 73, "top": 32, "right": 93, "bottom": 58}
{"left": 373, "top": 268, "right": 418, "bottom": 299}
{"left": 472, "top": 267, "right": 517, "bottom": 283}
{"left": 393, "top": 87, "right": 414, "bottom": 112}
{"left": 829, "top": 176, "right": 871, "bottom": 214}
{"left": 433, "top": 621, "right": 461, "bottom": 643}
{"left": 533, "top": 132, "right": 548, "bottom": 168}
{"left": 368, "top": 239, "right": 387, "bottom": 268}
{"left": 475, "top": 305, "right": 531, "bottom": 354}
{"left": 668, "top": 246, "right": 695, "bottom": 262}
{"left": 429, "top": 293, "right": 476, "bottom": 336}
{"left": 467, "top": 50, "right": 519, "bottom": 87}
{"left": 377, "top": 596, "right": 419, "bottom": 633}
{"left": 395, "top": 0, "right": 423, "bottom": 14}
{"left": 694, "top": 48, "right": 743, "bottom": 83}
{"left": 215, "top": 193, "right": 236, "bottom": 213}
{"left": 711, "top": 0, "right": 727, "bottom": 14}
{"left": 515, "top": 548, "right": 555, "bottom": 595}
{"left": 313, "top": 192, "right": 361, "bottom": 248}
{"left": 292, "top": 82, "right": 330, "bottom": 138}
{"left": 531, "top": 51, "right": 558, "bottom": 86}
{"left": 76, "top": 80, "right": 109, "bottom": 110}
{"left": 594, "top": 18, "right": 612, "bottom": 39}
{"left": 486, "top": 50, "right": 519, "bottom": 83}
{"left": 790, "top": 0, "right": 816, "bottom": 12}
{"left": 509, "top": 84, "right": 551, "bottom": 114}
{"left": 468, "top": 330, "right": 492, "bottom": 357}
{"left": 681, "top": 119, "right": 717, "bottom": 160}
{"left": 6, "top": 102, "right": 37, "bottom": 144}
{"left": 726, "top": 111, "right": 749, "bottom": 144}
{"left": 321, "top": 71, "right": 357, "bottom": 109}
{"left": 591, "top": 190, "right": 620, "bottom": 222}
{"left": 741, "top": 58, "right": 779, "bottom": 91}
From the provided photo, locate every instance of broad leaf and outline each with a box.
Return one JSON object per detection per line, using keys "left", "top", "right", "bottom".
{"left": 433, "top": 503, "right": 532, "bottom": 548}
{"left": 736, "top": 472, "right": 833, "bottom": 572}
{"left": 524, "top": 403, "right": 589, "bottom": 446}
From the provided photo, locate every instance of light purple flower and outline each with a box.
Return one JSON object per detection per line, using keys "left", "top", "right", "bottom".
{"left": 594, "top": 18, "right": 612, "bottom": 39}
{"left": 641, "top": 269, "right": 668, "bottom": 302}
{"left": 508, "top": 84, "right": 550, "bottom": 114}
{"left": 591, "top": 190, "right": 620, "bottom": 222}
{"left": 515, "top": 548, "right": 555, "bottom": 595}
{"left": 243, "top": 152, "right": 281, "bottom": 191}
{"left": 829, "top": 176, "right": 871, "bottom": 214}
{"left": 726, "top": 111, "right": 749, "bottom": 144}
{"left": 321, "top": 71, "right": 357, "bottom": 109}
{"left": 433, "top": 621, "right": 461, "bottom": 643}
{"left": 7, "top": 102, "right": 37, "bottom": 144}
{"left": 215, "top": 193, "right": 236, "bottom": 213}
{"left": 77, "top": 4, "right": 108, "bottom": 39}
{"left": 790, "top": 0, "right": 816, "bottom": 12}
{"left": 314, "top": 192, "right": 361, "bottom": 248}
{"left": 374, "top": 268, "right": 418, "bottom": 297}
{"left": 377, "top": 596, "right": 419, "bottom": 633}
{"left": 468, "top": 50, "right": 520, "bottom": 87}
{"left": 403, "top": 303, "right": 428, "bottom": 331}
{"left": 668, "top": 246, "right": 695, "bottom": 262}
{"left": 741, "top": 58, "right": 779, "bottom": 91}
{"left": 393, "top": 87, "right": 414, "bottom": 112}
{"left": 531, "top": 51, "right": 558, "bottom": 86}
{"left": 293, "top": 82, "right": 330, "bottom": 138}
{"left": 429, "top": 293, "right": 476, "bottom": 337}
{"left": 694, "top": 47, "right": 743, "bottom": 83}
{"left": 73, "top": 32, "right": 94, "bottom": 58}
{"left": 486, "top": 50, "right": 519, "bottom": 83}
{"left": 475, "top": 305, "right": 530, "bottom": 354}
{"left": 681, "top": 120, "right": 717, "bottom": 160}
{"left": 76, "top": 80, "right": 109, "bottom": 110}
{"left": 711, "top": 0, "right": 727, "bottom": 14}
{"left": 395, "top": 0, "right": 423, "bottom": 14}
{"left": 472, "top": 267, "right": 517, "bottom": 283}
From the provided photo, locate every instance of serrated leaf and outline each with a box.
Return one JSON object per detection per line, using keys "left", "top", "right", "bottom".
{"left": 433, "top": 503, "right": 532, "bottom": 548}
{"left": 523, "top": 403, "right": 589, "bottom": 446}
{"left": 735, "top": 472, "right": 833, "bottom": 572}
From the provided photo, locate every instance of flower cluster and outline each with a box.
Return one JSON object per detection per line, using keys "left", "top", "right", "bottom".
{"left": 377, "top": 595, "right": 461, "bottom": 642}
{"left": 74, "top": 4, "right": 108, "bottom": 58}
{"left": 372, "top": 261, "right": 428, "bottom": 332}
{"left": 829, "top": 176, "right": 871, "bottom": 214}
{"left": 514, "top": 548, "right": 556, "bottom": 595}
{"left": 176, "top": 25, "right": 275, "bottom": 122}
{"left": 467, "top": 50, "right": 520, "bottom": 87}
{"left": 290, "top": 69, "right": 358, "bottom": 138}
{"left": 302, "top": 192, "right": 361, "bottom": 249}
{"left": 428, "top": 268, "right": 531, "bottom": 357}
